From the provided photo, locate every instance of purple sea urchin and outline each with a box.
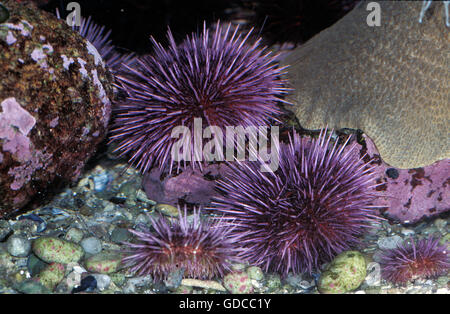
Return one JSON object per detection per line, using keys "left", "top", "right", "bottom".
{"left": 209, "top": 130, "right": 380, "bottom": 276}
{"left": 122, "top": 208, "right": 242, "bottom": 280}
{"left": 379, "top": 237, "right": 449, "bottom": 285}
{"left": 110, "top": 22, "right": 288, "bottom": 173}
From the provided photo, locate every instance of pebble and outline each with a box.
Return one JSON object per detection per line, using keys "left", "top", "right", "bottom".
{"left": 32, "top": 236, "right": 84, "bottom": 264}
{"left": 80, "top": 237, "right": 102, "bottom": 255}
{"left": 0, "top": 220, "right": 11, "bottom": 241}
{"left": 223, "top": 272, "right": 253, "bottom": 294}
{"left": 155, "top": 204, "right": 179, "bottom": 217}
{"left": 65, "top": 227, "right": 84, "bottom": 243}
{"left": 6, "top": 235, "right": 31, "bottom": 257}
{"left": 123, "top": 275, "right": 153, "bottom": 294}
{"left": 35, "top": 263, "right": 66, "bottom": 291}
{"left": 73, "top": 275, "right": 97, "bottom": 293}
{"left": 16, "top": 280, "right": 51, "bottom": 294}
{"left": 180, "top": 279, "right": 226, "bottom": 292}
{"left": 401, "top": 228, "right": 415, "bottom": 236}
{"left": 246, "top": 266, "right": 264, "bottom": 281}
{"left": 84, "top": 250, "right": 123, "bottom": 274}
{"left": 91, "top": 274, "right": 111, "bottom": 291}
{"left": 110, "top": 227, "right": 131, "bottom": 243}
{"left": 377, "top": 235, "right": 403, "bottom": 250}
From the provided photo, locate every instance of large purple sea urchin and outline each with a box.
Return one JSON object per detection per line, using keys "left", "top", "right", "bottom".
{"left": 209, "top": 130, "right": 380, "bottom": 276}
{"left": 110, "top": 22, "right": 288, "bottom": 173}
{"left": 122, "top": 208, "right": 242, "bottom": 280}
{"left": 379, "top": 237, "right": 449, "bottom": 285}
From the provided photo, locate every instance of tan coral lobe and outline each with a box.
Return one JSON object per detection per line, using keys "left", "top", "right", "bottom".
{"left": 281, "top": 0, "right": 449, "bottom": 169}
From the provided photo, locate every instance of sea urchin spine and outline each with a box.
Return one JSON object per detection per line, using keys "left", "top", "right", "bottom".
{"left": 122, "top": 208, "right": 242, "bottom": 280}
{"left": 110, "top": 21, "right": 288, "bottom": 173}
{"left": 379, "top": 237, "right": 449, "bottom": 285}
{"left": 210, "top": 129, "right": 381, "bottom": 276}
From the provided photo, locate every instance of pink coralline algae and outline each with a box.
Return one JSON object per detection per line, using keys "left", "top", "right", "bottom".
{"left": 361, "top": 135, "right": 449, "bottom": 224}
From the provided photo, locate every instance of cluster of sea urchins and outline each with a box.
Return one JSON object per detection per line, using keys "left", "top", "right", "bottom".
{"left": 109, "top": 22, "right": 288, "bottom": 173}
{"left": 379, "top": 237, "right": 449, "bottom": 285}
{"left": 122, "top": 208, "right": 242, "bottom": 280}
{"left": 209, "top": 130, "right": 380, "bottom": 276}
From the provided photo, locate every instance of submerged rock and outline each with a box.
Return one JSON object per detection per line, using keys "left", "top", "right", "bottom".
{"left": 0, "top": 0, "right": 114, "bottom": 217}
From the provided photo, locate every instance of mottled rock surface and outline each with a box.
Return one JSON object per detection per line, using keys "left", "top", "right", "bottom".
{"left": 281, "top": 1, "right": 449, "bottom": 169}
{"left": 0, "top": 0, "right": 113, "bottom": 217}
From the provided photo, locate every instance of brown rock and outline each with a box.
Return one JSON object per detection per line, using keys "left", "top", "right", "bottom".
{"left": 0, "top": 0, "right": 113, "bottom": 217}
{"left": 281, "top": 1, "right": 449, "bottom": 169}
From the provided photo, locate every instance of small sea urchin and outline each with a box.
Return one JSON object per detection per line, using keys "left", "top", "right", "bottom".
{"left": 110, "top": 22, "right": 288, "bottom": 173}
{"left": 122, "top": 208, "right": 242, "bottom": 280}
{"left": 210, "top": 130, "right": 380, "bottom": 276}
{"left": 379, "top": 237, "right": 449, "bottom": 285}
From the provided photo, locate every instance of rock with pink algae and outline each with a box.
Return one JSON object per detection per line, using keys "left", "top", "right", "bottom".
{"left": 0, "top": 0, "right": 113, "bottom": 217}
{"left": 361, "top": 135, "right": 449, "bottom": 225}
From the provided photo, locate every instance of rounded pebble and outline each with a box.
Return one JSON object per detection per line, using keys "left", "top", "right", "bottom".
{"left": 318, "top": 251, "right": 367, "bottom": 294}
{"left": 155, "top": 204, "right": 179, "bottom": 217}
{"left": 223, "top": 272, "right": 253, "bottom": 294}
{"left": 36, "top": 263, "right": 66, "bottom": 291}
{"left": 80, "top": 237, "right": 102, "bottom": 255}
{"left": 110, "top": 227, "right": 131, "bottom": 244}
{"left": 65, "top": 227, "right": 84, "bottom": 243}
{"left": 0, "top": 220, "right": 11, "bottom": 241}
{"left": 377, "top": 235, "right": 403, "bottom": 250}
{"left": 91, "top": 274, "right": 111, "bottom": 291}
{"left": 6, "top": 235, "right": 31, "bottom": 257}
{"left": 32, "top": 236, "right": 84, "bottom": 264}
{"left": 85, "top": 250, "right": 123, "bottom": 274}
{"left": 246, "top": 266, "right": 264, "bottom": 281}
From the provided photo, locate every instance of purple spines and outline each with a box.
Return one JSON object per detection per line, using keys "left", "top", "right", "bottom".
{"left": 379, "top": 237, "right": 449, "bottom": 285}
{"left": 122, "top": 207, "right": 242, "bottom": 281}
{"left": 209, "top": 129, "right": 380, "bottom": 276}
{"left": 109, "top": 21, "right": 288, "bottom": 173}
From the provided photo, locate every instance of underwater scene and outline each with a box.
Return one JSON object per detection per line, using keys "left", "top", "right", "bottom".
{"left": 0, "top": 0, "right": 448, "bottom": 299}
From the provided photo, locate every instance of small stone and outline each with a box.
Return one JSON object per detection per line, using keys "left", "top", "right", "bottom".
{"left": 91, "top": 274, "right": 111, "bottom": 291}
{"left": 16, "top": 280, "right": 51, "bottom": 294}
{"left": 174, "top": 285, "right": 194, "bottom": 294}
{"left": 6, "top": 235, "right": 31, "bottom": 257}
{"left": 84, "top": 250, "right": 123, "bottom": 274}
{"left": 223, "top": 271, "right": 253, "bottom": 294}
{"left": 318, "top": 251, "right": 367, "bottom": 294}
{"left": 80, "top": 237, "right": 102, "bottom": 255}
{"left": 164, "top": 268, "right": 184, "bottom": 290}
{"left": 27, "top": 254, "right": 48, "bottom": 276}
{"left": 65, "top": 227, "right": 84, "bottom": 243}
{"left": 180, "top": 278, "right": 226, "bottom": 292}
{"left": 73, "top": 275, "right": 97, "bottom": 293}
{"left": 434, "top": 218, "right": 447, "bottom": 232}
{"left": 35, "top": 263, "right": 65, "bottom": 291}
{"left": 0, "top": 220, "right": 11, "bottom": 241}
{"left": 265, "top": 273, "right": 282, "bottom": 292}
{"left": 155, "top": 204, "right": 179, "bottom": 217}
{"left": 401, "top": 228, "right": 415, "bottom": 236}
{"left": 110, "top": 227, "right": 131, "bottom": 244}
{"left": 377, "top": 235, "right": 403, "bottom": 250}
{"left": 246, "top": 266, "right": 264, "bottom": 281}
{"left": 123, "top": 275, "right": 153, "bottom": 293}
{"left": 32, "top": 236, "right": 84, "bottom": 264}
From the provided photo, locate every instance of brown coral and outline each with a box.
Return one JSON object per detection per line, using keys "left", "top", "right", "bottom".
{"left": 281, "top": 1, "right": 449, "bottom": 169}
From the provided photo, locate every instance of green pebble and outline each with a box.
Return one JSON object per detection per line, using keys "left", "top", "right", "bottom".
{"left": 16, "top": 280, "right": 51, "bottom": 294}
{"left": 439, "top": 234, "right": 450, "bottom": 246}
{"left": 32, "top": 236, "right": 84, "bottom": 264}
{"left": 223, "top": 272, "right": 253, "bottom": 294}
{"left": 35, "top": 263, "right": 65, "bottom": 291}
{"left": 155, "top": 204, "right": 179, "bottom": 217}
{"left": 65, "top": 227, "right": 84, "bottom": 243}
{"left": 265, "top": 273, "right": 282, "bottom": 292}
{"left": 318, "top": 251, "right": 367, "bottom": 294}
{"left": 85, "top": 250, "right": 123, "bottom": 274}
{"left": 246, "top": 266, "right": 264, "bottom": 281}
